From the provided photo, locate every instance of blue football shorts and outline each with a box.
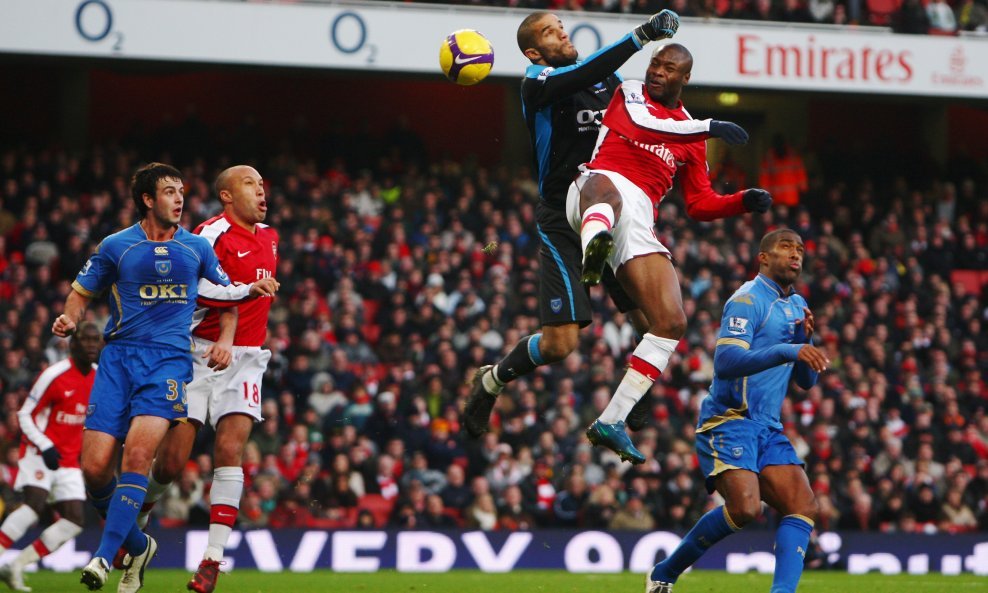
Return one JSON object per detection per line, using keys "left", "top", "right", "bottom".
{"left": 85, "top": 342, "right": 192, "bottom": 440}
{"left": 696, "top": 418, "right": 803, "bottom": 493}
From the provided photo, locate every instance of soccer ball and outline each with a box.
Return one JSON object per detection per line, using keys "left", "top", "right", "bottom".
{"left": 439, "top": 29, "right": 494, "bottom": 86}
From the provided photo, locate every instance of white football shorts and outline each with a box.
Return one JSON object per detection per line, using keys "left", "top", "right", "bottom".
{"left": 14, "top": 450, "right": 85, "bottom": 502}
{"left": 566, "top": 168, "right": 670, "bottom": 269}
{"left": 187, "top": 337, "right": 271, "bottom": 428}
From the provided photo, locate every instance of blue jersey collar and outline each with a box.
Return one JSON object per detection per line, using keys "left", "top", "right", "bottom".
{"left": 756, "top": 273, "right": 795, "bottom": 298}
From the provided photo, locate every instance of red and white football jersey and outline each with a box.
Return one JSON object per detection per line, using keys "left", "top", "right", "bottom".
{"left": 587, "top": 80, "right": 747, "bottom": 221}
{"left": 193, "top": 213, "right": 279, "bottom": 347}
{"left": 18, "top": 358, "right": 95, "bottom": 468}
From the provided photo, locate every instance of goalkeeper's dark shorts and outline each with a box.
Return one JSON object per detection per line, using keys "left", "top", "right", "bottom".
{"left": 535, "top": 201, "right": 636, "bottom": 328}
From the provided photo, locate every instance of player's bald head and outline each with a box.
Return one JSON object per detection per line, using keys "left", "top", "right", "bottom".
{"left": 214, "top": 165, "right": 257, "bottom": 197}
{"left": 652, "top": 43, "right": 693, "bottom": 73}
{"left": 517, "top": 12, "right": 551, "bottom": 53}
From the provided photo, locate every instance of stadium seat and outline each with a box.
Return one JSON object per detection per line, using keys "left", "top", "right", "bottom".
{"left": 358, "top": 494, "right": 395, "bottom": 528}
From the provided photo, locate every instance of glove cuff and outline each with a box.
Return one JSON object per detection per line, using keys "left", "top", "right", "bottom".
{"left": 632, "top": 27, "right": 649, "bottom": 48}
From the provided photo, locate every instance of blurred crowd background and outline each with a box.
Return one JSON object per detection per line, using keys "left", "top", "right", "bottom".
{"left": 327, "top": 0, "right": 988, "bottom": 34}
{"left": 0, "top": 116, "right": 986, "bottom": 538}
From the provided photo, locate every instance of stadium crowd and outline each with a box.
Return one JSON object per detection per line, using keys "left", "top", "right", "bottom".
{"left": 360, "top": 0, "right": 988, "bottom": 34}
{"left": 0, "top": 122, "right": 986, "bottom": 538}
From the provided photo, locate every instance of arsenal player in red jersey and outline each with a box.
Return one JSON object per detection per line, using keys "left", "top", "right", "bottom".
{"left": 566, "top": 44, "right": 774, "bottom": 464}
{"left": 0, "top": 322, "right": 101, "bottom": 592}
{"left": 137, "top": 165, "right": 278, "bottom": 593}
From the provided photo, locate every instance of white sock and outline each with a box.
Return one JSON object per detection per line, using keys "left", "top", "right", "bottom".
{"left": 137, "top": 472, "right": 171, "bottom": 529}
{"left": 599, "top": 333, "right": 679, "bottom": 424}
{"left": 0, "top": 506, "right": 39, "bottom": 552}
{"left": 482, "top": 367, "right": 505, "bottom": 395}
{"left": 205, "top": 466, "right": 244, "bottom": 561}
{"left": 580, "top": 203, "right": 615, "bottom": 255}
{"left": 13, "top": 518, "right": 82, "bottom": 567}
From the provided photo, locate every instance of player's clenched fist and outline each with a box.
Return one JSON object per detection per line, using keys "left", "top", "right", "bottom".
{"left": 634, "top": 9, "right": 679, "bottom": 45}
{"left": 52, "top": 314, "right": 77, "bottom": 338}
{"left": 249, "top": 277, "right": 280, "bottom": 297}
{"left": 797, "top": 344, "right": 830, "bottom": 373}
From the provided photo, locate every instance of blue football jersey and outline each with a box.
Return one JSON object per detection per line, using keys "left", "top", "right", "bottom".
{"left": 698, "top": 273, "right": 809, "bottom": 432}
{"left": 72, "top": 224, "right": 244, "bottom": 351}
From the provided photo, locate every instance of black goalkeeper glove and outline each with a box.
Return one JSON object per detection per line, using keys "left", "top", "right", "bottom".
{"left": 41, "top": 447, "right": 61, "bottom": 471}
{"left": 743, "top": 189, "right": 773, "bottom": 213}
{"left": 709, "top": 120, "right": 749, "bottom": 145}
{"left": 633, "top": 10, "right": 679, "bottom": 45}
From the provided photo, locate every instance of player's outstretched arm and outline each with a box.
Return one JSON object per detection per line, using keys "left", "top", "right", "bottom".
{"left": 528, "top": 11, "right": 677, "bottom": 105}
{"left": 52, "top": 290, "right": 91, "bottom": 337}
{"left": 709, "top": 120, "right": 749, "bottom": 145}
{"left": 249, "top": 277, "right": 280, "bottom": 297}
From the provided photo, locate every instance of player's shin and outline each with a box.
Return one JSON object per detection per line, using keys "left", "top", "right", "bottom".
{"left": 489, "top": 334, "right": 544, "bottom": 389}
{"left": 136, "top": 472, "right": 171, "bottom": 529}
{"left": 770, "top": 515, "right": 813, "bottom": 593}
{"left": 93, "top": 473, "right": 150, "bottom": 563}
{"left": 204, "top": 466, "right": 244, "bottom": 561}
{"left": 12, "top": 518, "right": 83, "bottom": 568}
{"left": 0, "top": 506, "right": 39, "bottom": 553}
{"left": 86, "top": 477, "right": 117, "bottom": 519}
{"left": 599, "top": 333, "right": 677, "bottom": 424}
{"left": 580, "top": 203, "right": 615, "bottom": 254}
{"left": 650, "top": 506, "right": 740, "bottom": 584}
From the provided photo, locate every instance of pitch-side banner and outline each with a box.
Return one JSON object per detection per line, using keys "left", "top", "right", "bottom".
{"left": 0, "top": 0, "right": 985, "bottom": 98}
{"left": 4, "top": 528, "right": 986, "bottom": 575}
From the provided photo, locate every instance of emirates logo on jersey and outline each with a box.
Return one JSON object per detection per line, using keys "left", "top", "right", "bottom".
{"left": 622, "top": 135, "right": 676, "bottom": 169}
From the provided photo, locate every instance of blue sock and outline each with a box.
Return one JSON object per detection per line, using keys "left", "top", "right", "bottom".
{"left": 651, "top": 506, "right": 740, "bottom": 583}
{"left": 770, "top": 515, "right": 814, "bottom": 593}
{"left": 87, "top": 476, "right": 118, "bottom": 519}
{"left": 94, "top": 472, "right": 149, "bottom": 562}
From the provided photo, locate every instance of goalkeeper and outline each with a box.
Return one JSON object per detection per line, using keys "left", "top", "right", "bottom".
{"left": 464, "top": 9, "right": 680, "bottom": 439}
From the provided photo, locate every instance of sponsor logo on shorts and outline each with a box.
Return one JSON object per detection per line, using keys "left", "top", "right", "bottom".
{"left": 173, "top": 403, "right": 186, "bottom": 413}
{"left": 550, "top": 298, "right": 562, "bottom": 313}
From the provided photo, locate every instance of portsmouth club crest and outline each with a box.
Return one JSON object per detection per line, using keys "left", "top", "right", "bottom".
{"left": 155, "top": 260, "right": 172, "bottom": 276}
{"left": 732, "top": 446, "right": 744, "bottom": 458}
{"left": 550, "top": 298, "right": 562, "bottom": 314}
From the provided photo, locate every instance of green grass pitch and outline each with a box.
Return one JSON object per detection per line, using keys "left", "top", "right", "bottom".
{"left": 18, "top": 569, "right": 985, "bottom": 592}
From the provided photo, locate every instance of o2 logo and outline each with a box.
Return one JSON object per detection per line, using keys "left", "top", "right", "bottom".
{"left": 75, "top": 0, "right": 124, "bottom": 51}
{"left": 329, "top": 11, "right": 377, "bottom": 65}
{"left": 569, "top": 23, "right": 602, "bottom": 57}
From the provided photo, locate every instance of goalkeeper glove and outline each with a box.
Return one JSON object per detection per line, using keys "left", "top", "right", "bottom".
{"left": 743, "top": 189, "right": 773, "bottom": 213}
{"left": 41, "top": 447, "right": 61, "bottom": 470}
{"left": 633, "top": 10, "right": 679, "bottom": 46}
{"left": 709, "top": 120, "right": 749, "bottom": 145}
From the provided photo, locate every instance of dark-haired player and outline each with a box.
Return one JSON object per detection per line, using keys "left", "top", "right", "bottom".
{"left": 0, "top": 322, "right": 101, "bottom": 592}
{"left": 52, "top": 162, "right": 279, "bottom": 591}
{"left": 567, "top": 44, "right": 773, "bottom": 463}
{"left": 647, "top": 228, "right": 828, "bottom": 593}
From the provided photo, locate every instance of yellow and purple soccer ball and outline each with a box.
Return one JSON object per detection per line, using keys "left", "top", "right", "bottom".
{"left": 439, "top": 29, "right": 494, "bottom": 86}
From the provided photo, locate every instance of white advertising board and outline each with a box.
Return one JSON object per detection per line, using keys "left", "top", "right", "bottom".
{"left": 0, "top": 0, "right": 985, "bottom": 98}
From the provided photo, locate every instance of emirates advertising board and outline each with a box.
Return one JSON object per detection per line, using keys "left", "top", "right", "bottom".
{"left": 1, "top": 0, "right": 986, "bottom": 98}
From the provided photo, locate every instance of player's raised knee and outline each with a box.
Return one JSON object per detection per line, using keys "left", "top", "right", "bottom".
{"left": 726, "top": 498, "right": 763, "bottom": 527}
